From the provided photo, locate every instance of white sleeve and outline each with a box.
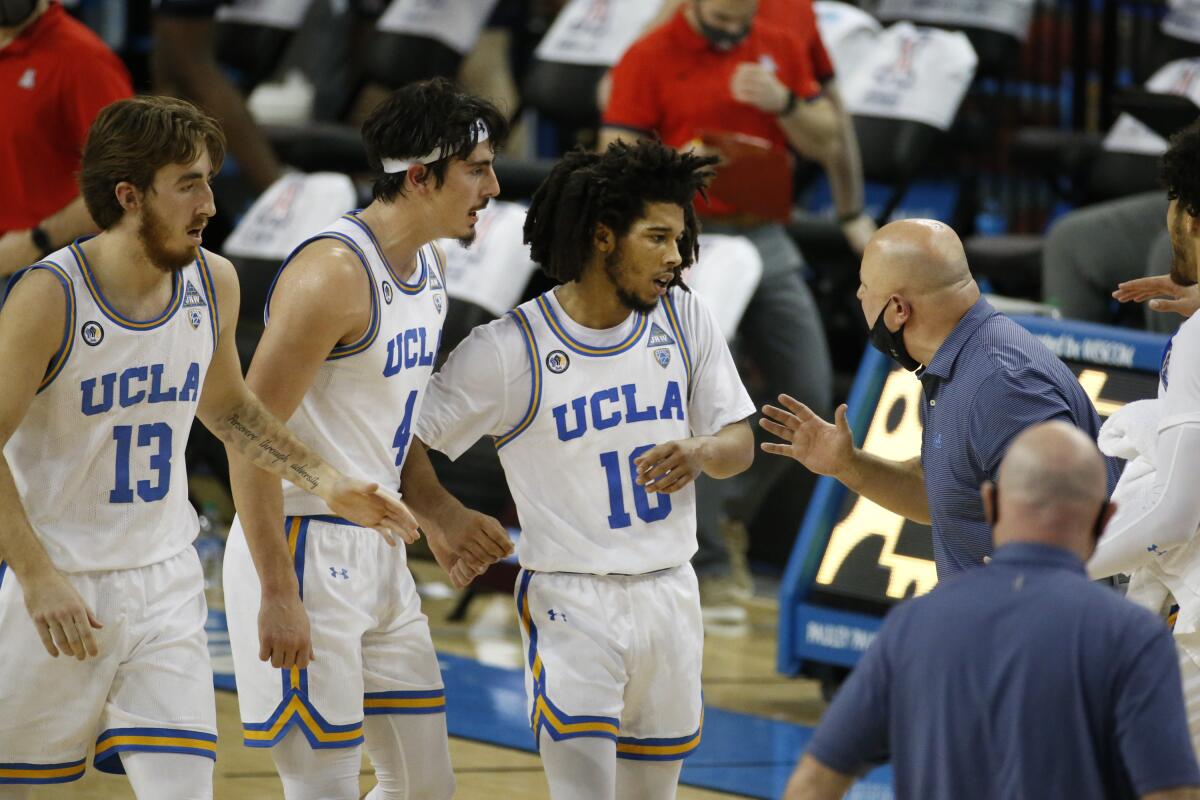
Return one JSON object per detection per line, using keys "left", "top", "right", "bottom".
{"left": 1161, "top": 316, "right": 1200, "bottom": 431}
{"left": 674, "top": 289, "right": 756, "bottom": 437}
{"left": 414, "top": 317, "right": 529, "bottom": 461}
{"left": 1087, "top": 422, "right": 1200, "bottom": 578}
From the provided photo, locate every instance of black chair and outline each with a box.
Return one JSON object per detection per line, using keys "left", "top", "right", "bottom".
{"left": 214, "top": 19, "right": 295, "bottom": 92}
{"left": 522, "top": 60, "right": 608, "bottom": 131}
{"left": 964, "top": 94, "right": 1195, "bottom": 300}
{"left": 791, "top": 115, "right": 948, "bottom": 373}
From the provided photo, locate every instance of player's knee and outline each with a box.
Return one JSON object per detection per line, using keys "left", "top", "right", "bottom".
{"left": 122, "top": 751, "right": 213, "bottom": 800}
{"left": 416, "top": 767, "right": 456, "bottom": 800}
{"left": 373, "top": 759, "right": 455, "bottom": 800}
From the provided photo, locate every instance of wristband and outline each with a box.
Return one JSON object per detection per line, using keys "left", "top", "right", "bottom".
{"left": 778, "top": 90, "right": 798, "bottom": 117}
{"left": 838, "top": 209, "right": 864, "bottom": 224}
{"left": 30, "top": 225, "right": 52, "bottom": 257}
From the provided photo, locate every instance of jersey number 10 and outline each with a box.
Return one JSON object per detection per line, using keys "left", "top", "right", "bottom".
{"left": 110, "top": 423, "right": 172, "bottom": 503}
{"left": 600, "top": 444, "right": 672, "bottom": 529}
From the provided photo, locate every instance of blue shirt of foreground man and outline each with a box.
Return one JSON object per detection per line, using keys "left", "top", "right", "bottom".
{"left": 783, "top": 422, "right": 1200, "bottom": 800}
{"left": 760, "top": 218, "right": 1118, "bottom": 575}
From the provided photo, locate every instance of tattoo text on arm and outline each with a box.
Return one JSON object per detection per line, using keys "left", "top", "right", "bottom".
{"left": 219, "top": 406, "right": 322, "bottom": 492}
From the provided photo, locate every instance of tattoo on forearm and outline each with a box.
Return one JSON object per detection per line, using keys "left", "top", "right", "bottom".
{"left": 220, "top": 404, "right": 323, "bottom": 492}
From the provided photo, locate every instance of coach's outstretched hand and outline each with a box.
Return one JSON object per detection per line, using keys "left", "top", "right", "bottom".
{"left": 23, "top": 568, "right": 103, "bottom": 660}
{"left": 325, "top": 480, "right": 421, "bottom": 547}
{"left": 760, "top": 396, "right": 856, "bottom": 478}
{"left": 425, "top": 508, "right": 513, "bottom": 589}
{"left": 1113, "top": 274, "right": 1200, "bottom": 318}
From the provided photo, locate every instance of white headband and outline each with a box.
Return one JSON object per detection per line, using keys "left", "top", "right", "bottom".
{"left": 380, "top": 119, "right": 491, "bottom": 174}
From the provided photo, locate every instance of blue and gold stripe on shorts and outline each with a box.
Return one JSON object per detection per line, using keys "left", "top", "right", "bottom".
{"left": 364, "top": 689, "right": 446, "bottom": 715}
{"left": 242, "top": 693, "right": 364, "bottom": 749}
{"left": 0, "top": 758, "right": 86, "bottom": 784}
{"left": 93, "top": 728, "right": 216, "bottom": 774}
{"left": 616, "top": 716, "right": 703, "bottom": 761}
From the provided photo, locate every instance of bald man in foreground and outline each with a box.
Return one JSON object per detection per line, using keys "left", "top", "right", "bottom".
{"left": 784, "top": 423, "right": 1200, "bottom": 800}
{"left": 762, "top": 219, "right": 1118, "bottom": 575}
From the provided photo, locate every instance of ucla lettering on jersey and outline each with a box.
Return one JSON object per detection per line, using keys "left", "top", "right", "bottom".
{"left": 494, "top": 289, "right": 698, "bottom": 575}
{"left": 2, "top": 241, "right": 218, "bottom": 573}
{"left": 265, "top": 212, "right": 448, "bottom": 516}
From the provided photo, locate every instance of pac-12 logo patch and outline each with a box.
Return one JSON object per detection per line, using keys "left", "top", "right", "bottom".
{"left": 189, "top": 309, "right": 203, "bottom": 329}
{"left": 654, "top": 348, "right": 671, "bottom": 368}
{"left": 434, "top": 294, "right": 443, "bottom": 313}
{"left": 546, "top": 350, "right": 570, "bottom": 374}
{"left": 81, "top": 321, "right": 104, "bottom": 346}
{"left": 382, "top": 281, "right": 393, "bottom": 305}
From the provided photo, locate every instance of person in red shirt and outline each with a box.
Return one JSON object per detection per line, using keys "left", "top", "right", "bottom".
{"left": 0, "top": 0, "right": 133, "bottom": 276}
{"left": 603, "top": 0, "right": 870, "bottom": 250}
{"left": 600, "top": 0, "right": 860, "bottom": 620}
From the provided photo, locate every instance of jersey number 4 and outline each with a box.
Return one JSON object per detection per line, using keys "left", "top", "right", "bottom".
{"left": 110, "top": 423, "right": 172, "bottom": 503}
{"left": 600, "top": 444, "right": 672, "bottom": 529}
{"left": 391, "top": 390, "right": 419, "bottom": 466}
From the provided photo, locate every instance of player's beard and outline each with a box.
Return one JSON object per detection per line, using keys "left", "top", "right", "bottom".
{"left": 139, "top": 200, "right": 198, "bottom": 274}
{"left": 1170, "top": 209, "right": 1198, "bottom": 287}
{"left": 605, "top": 244, "right": 658, "bottom": 314}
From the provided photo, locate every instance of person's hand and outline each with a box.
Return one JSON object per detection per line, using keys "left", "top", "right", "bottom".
{"left": 325, "top": 480, "right": 420, "bottom": 546}
{"left": 258, "top": 590, "right": 313, "bottom": 669}
{"left": 840, "top": 212, "right": 877, "bottom": 255}
{"left": 596, "top": 70, "right": 613, "bottom": 112}
{"left": 0, "top": 229, "right": 40, "bottom": 278}
{"left": 22, "top": 567, "right": 103, "bottom": 660}
{"left": 425, "top": 507, "right": 513, "bottom": 589}
{"left": 730, "top": 63, "right": 790, "bottom": 114}
{"left": 1113, "top": 274, "right": 1200, "bottom": 318}
{"left": 634, "top": 438, "right": 706, "bottom": 494}
{"left": 759, "top": 397, "right": 856, "bottom": 478}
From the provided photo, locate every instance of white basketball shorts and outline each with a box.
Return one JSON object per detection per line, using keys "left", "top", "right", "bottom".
{"left": 514, "top": 564, "right": 704, "bottom": 761}
{"left": 224, "top": 514, "right": 445, "bottom": 750}
{"left": 0, "top": 547, "right": 217, "bottom": 787}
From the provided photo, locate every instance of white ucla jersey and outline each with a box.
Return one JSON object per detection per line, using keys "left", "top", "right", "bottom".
{"left": 417, "top": 287, "right": 754, "bottom": 575}
{"left": 497, "top": 292, "right": 695, "bottom": 574}
{"left": 270, "top": 212, "right": 448, "bottom": 516}
{"left": 3, "top": 241, "right": 218, "bottom": 573}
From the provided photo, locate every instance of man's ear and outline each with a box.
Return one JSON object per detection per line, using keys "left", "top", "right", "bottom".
{"left": 406, "top": 164, "right": 430, "bottom": 192}
{"left": 888, "top": 294, "right": 912, "bottom": 327}
{"left": 594, "top": 223, "right": 615, "bottom": 253}
{"left": 1186, "top": 208, "right": 1200, "bottom": 235}
{"left": 981, "top": 480, "right": 996, "bottom": 527}
{"left": 114, "top": 181, "right": 140, "bottom": 213}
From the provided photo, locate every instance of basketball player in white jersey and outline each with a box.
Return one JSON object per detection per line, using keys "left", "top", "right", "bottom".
{"left": 222, "top": 78, "right": 514, "bottom": 800}
{"left": 1091, "top": 122, "right": 1200, "bottom": 757}
{"left": 406, "top": 141, "right": 757, "bottom": 799}
{"left": 0, "top": 96, "right": 416, "bottom": 800}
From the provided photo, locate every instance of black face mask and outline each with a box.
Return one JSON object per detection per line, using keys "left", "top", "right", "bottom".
{"left": 693, "top": 0, "right": 751, "bottom": 52}
{"left": 0, "top": 0, "right": 38, "bottom": 27}
{"left": 868, "top": 304, "right": 922, "bottom": 372}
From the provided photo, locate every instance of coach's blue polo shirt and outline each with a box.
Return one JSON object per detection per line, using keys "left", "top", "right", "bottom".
{"left": 917, "top": 298, "right": 1119, "bottom": 575}
{"left": 807, "top": 543, "right": 1200, "bottom": 799}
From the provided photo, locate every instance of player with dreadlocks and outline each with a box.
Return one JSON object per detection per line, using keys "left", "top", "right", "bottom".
{"left": 405, "top": 139, "right": 756, "bottom": 798}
